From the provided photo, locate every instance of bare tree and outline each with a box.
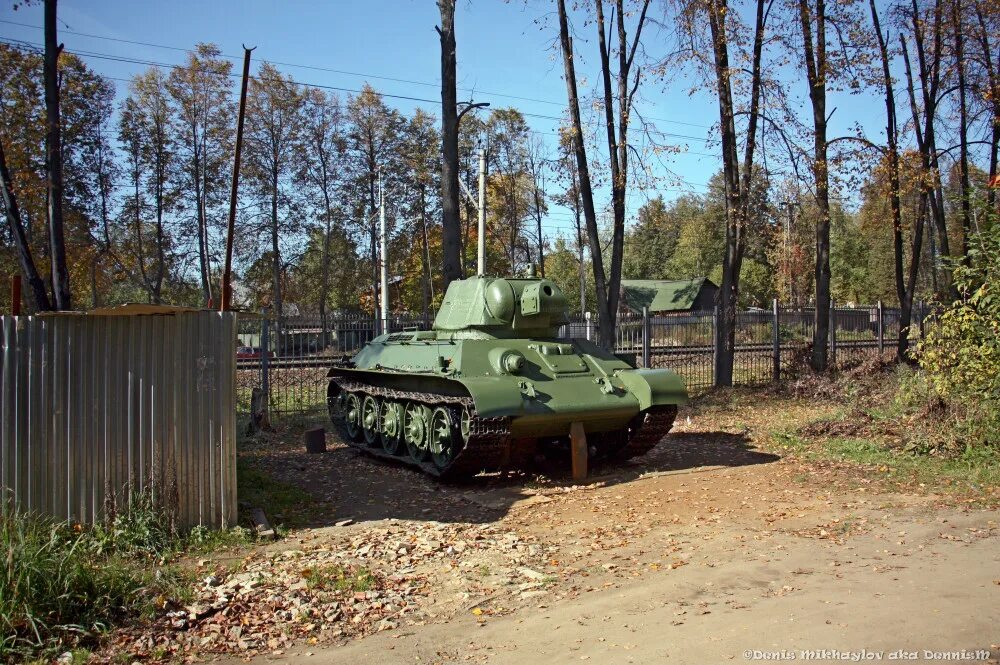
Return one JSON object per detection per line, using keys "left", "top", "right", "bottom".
{"left": 901, "top": 0, "right": 952, "bottom": 296}
{"left": 797, "top": 0, "right": 834, "bottom": 370}
{"left": 556, "top": 0, "right": 650, "bottom": 349}
{"left": 950, "top": 0, "right": 972, "bottom": 258}
{"left": 870, "top": 0, "right": 924, "bottom": 359}
{"left": 300, "top": 88, "right": 345, "bottom": 325}
{"left": 971, "top": 0, "right": 998, "bottom": 215}
{"left": 245, "top": 62, "right": 304, "bottom": 317}
{"left": 557, "top": 0, "right": 609, "bottom": 345}
{"left": 527, "top": 136, "right": 548, "bottom": 276}
{"left": 675, "top": 0, "right": 768, "bottom": 384}
{"left": 167, "top": 44, "right": 233, "bottom": 305}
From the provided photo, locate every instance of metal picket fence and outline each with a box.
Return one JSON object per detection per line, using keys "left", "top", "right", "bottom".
{"left": 238, "top": 301, "right": 928, "bottom": 428}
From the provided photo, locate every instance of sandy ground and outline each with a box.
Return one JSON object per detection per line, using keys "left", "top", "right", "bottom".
{"left": 220, "top": 402, "right": 1000, "bottom": 665}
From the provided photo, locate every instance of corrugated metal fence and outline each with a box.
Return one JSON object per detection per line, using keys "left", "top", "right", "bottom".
{"left": 0, "top": 310, "right": 237, "bottom": 529}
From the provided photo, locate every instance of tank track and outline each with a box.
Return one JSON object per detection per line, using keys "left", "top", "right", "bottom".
{"left": 329, "top": 377, "right": 511, "bottom": 480}
{"left": 330, "top": 377, "right": 677, "bottom": 477}
{"left": 617, "top": 404, "right": 679, "bottom": 460}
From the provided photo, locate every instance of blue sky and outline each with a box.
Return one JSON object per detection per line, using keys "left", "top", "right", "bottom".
{"left": 0, "top": 0, "right": 889, "bottom": 240}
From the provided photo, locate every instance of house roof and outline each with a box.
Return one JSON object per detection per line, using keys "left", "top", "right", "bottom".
{"left": 620, "top": 278, "right": 712, "bottom": 312}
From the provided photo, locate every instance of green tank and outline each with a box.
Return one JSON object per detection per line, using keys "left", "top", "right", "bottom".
{"left": 327, "top": 275, "right": 687, "bottom": 478}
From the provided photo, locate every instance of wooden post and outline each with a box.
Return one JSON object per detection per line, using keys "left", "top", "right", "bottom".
{"left": 11, "top": 274, "right": 21, "bottom": 315}
{"left": 570, "top": 421, "right": 587, "bottom": 481}
{"left": 772, "top": 298, "right": 780, "bottom": 382}
{"left": 304, "top": 427, "right": 326, "bottom": 453}
{"left": 221, "top": 46, "right": 255, "bottom": 312}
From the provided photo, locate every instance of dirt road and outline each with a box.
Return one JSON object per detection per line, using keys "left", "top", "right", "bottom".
{"left": 297, "top": 503, "right": 998, "bottom": 664}
{"left": 217, "top": 397, "right": 999, "bottom": 665}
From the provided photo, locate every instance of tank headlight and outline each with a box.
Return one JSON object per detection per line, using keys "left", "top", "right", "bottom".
{"left": 489, "top": 347, "right": 525, "bottom": 375}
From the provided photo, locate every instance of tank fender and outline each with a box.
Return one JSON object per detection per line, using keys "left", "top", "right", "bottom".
{"left": 617, "top": 369, "right": 688, "bottom": 410}
{"left": 456, "top": 376, "right": 525, "bottom": 418}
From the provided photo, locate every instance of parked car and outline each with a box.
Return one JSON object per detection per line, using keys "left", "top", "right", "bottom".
{"left": 236, "top": 346, "right": 272, "bottom": 359}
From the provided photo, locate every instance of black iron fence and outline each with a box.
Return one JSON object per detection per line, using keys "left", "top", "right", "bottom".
{"left": 236, "top": 301, "right": 928, "bottom": 428}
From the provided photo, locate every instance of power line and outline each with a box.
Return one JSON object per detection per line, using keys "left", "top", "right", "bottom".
{"left": 0, "top": 36, "right": 716, "bottom": 196}
{"left": 1, "top": 35, "right": 720, "bottom": 161}
{"left": 0, "top": 18, "right": 713, "bottom": 130}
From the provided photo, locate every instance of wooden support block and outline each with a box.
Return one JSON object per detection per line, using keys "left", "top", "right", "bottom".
{"left": 304, "top": 427, "right": 326, "bottom": 454}
{"left": 570, "top": 421, "right": 588, "bottom": 482}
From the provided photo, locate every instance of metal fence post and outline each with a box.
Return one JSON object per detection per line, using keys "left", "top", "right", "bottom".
{"left": 772, "top": 298, "right": 780, "bottom": 382}
{"left": 260, "top": 316, "right": 271, "bottom": 410}
{"left": 829, "top": 298, "right": 836, "bottom": 368}
{"left": 585, "top": 311, "right": 592, "bottom": 342}
{"left": 712, "top": 304, "right": 719, "bottom": 387}
{"left": 641, "top": 306, "right": 651, "bottom": 369}
{"left": 876, "top": 300, "right": 884, "bottom": 357}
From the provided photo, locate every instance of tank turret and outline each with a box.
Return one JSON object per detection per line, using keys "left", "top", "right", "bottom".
{"left": 432, "top": 276, "right": 569, "bottom": 338}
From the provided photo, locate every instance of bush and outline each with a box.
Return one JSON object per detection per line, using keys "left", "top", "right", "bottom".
{"left": 0, "top": 489, "right": 248, "bottom": 662}
{"left": 0, "top": 511, "right": 146, "bottom": 661}
{"left": 918, "top": 225, "right": 1000, "bottom": 448}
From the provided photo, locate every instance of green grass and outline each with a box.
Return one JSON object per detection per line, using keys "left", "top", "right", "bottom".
{"left": 0, "top": 492, "right": 255, "bottom": 663}
{"left": 770, "top": 429, "right": 1000, "bottom": 499}
{"left": 824, "top": 437, "right": 1000, "bottom": 493}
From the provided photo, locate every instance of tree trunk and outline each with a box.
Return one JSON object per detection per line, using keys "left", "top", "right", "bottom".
{"left": 871, "top": 0, "right": 912, "bottom": 360}
{"left": 909, "top": 0, "right": 953, "bottom": 297}
{"left": 44, "top": 0, "right": 71, "bottom": 310}
{"left": 799, "top": 0, "right": 831, "bottom": 371}
{"left": 419, "top": 185, "right": 432, "bottom": 321}
{"left": 951, "top": 0, "right": 972, "bottom": 258}
{"left": 974, "top": 0, "right": 998, "bottom": 215}
{"left": 572, "top": 168, "right": 586, "bottom": 315}
{"left": 192, "top": 137, "right": 212, "bottom": 304}
{"left": 317, "top": 147, "right": 334, "bottom": 324}
{"left": 533, "top": 183, "right": 545, "bottom": 277}
{"left": 271, "top": 168, "right": 282, "bottom": 317}
{"left": 557, "top": 0, "right": 613, "bottom": 348}
{"left": 153, "top": 153, "right": 165, "bottom": 304}
{"left": 438, "top": 0, "right": 462, "bottom": 287}
{"left": 0, "top": 140, "right": 51, "bottom": 311}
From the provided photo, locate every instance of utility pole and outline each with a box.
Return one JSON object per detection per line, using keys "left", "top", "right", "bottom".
{"left": 221, "top": 45, "right": 255, "bottom": 312}
{"left": 477, "top": 149, "right": 486, "bottom": 276}
{"left": 379, "top": 171, "right": 389, "bottom": 335}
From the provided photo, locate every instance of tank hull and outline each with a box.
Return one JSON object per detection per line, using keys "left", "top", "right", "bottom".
{"left": 326, "top": 329, "right": 686, "bottom": 478}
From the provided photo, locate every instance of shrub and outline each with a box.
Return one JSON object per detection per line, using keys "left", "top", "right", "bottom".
{"left": 0, "top": 488, "right": 248, "bottom": 662}
{"left": 918, "top": 224, "right": 1000, "bottom": 447}
{"left": 0, "top": 511, "right": 145, "bottom": 661}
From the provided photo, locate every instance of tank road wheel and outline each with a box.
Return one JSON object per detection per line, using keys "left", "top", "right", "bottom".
{"left": 428, "top": 407, "right": 459, "bottom": 471}
{"left": 459, "top": 405, "right": 472, "bottom": 446}
{"left": 361, "top": 395, "right": 381, "bottom": 447}
{"left": 379, "top": 400, "right": 405, "bottom": 456}
{"left": 403, "top": 402, "right": 430, "bottom": 462}
{"left": 342, "top": 392, "right": 364, "bottom": 442}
